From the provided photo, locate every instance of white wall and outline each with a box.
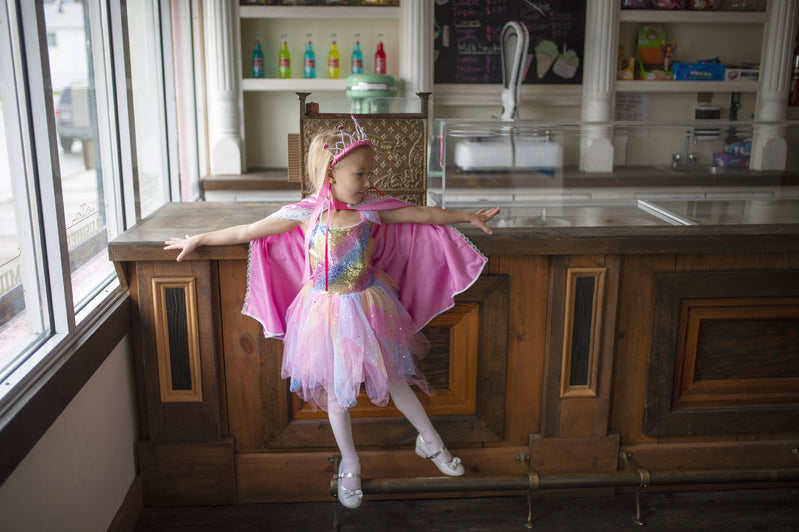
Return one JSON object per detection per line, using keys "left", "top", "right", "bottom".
{"left": 0, "top": 336, "right": 138, "bottom": 532}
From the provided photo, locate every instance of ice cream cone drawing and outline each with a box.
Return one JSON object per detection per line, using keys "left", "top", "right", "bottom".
{"left": 535, "top": 39, "right": 558, "bottom": 79}
{"left": 553, "top": 44, "right": 579, "bottom": 79}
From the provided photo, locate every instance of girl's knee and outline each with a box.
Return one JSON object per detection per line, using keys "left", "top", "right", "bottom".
{"left": 388, "top": 376, "right": 411, "bottom": 392}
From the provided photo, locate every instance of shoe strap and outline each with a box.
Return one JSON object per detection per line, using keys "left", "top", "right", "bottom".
{"left": 429, "top": 448, "right": 461, "bottom": 467}
{"left": 337, "top": 472, "right": 361, "bottom": 479}
{"left": 428, "top": 448, "right": 445, "bottom": 460}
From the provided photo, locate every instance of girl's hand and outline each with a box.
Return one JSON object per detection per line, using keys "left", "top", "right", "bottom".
{"left": 470, "top": 207, "right": 501, "bottom": 234}
{"left": 164, "top": 234, "right": 199, "bottom": 262}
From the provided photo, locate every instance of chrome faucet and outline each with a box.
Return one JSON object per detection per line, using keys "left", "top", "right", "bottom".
{"left": 672, "top": 130, "right": 699, "bottom": 169}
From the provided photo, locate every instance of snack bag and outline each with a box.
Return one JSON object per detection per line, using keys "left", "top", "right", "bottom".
{"left": 637, "top": 24, "right": 667, "bottom": 66}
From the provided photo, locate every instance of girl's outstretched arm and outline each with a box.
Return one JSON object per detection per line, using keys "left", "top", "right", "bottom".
{"left": 379, "top": 206, "right": 500, "bottom": 234}
{"left": 164, "top": 216, "right": 301, "bottom": 262}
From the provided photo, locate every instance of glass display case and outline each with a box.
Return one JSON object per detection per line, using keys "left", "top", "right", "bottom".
{"left": 428, "top": 119, "right": 799, "bottom": 227}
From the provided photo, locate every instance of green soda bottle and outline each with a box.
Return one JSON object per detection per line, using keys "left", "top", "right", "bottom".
{"left": 278, "top": 33, "right": 291, "bottom": 79}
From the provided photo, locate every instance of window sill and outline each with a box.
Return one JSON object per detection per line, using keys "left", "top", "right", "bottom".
{"left": 0, "top": 286, "right": 132, "bottom": 484}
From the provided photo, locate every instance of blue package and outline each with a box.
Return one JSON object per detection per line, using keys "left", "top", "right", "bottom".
{"left": 673, "top": 62, "right": 725, "bottom": 81}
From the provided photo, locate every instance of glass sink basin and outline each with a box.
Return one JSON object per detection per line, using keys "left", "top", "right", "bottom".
{"left": 440, "top": 200, "right": 684, "bottom": 227}
{"left": 646, "top": 198, "right": 799, "bottom": 225}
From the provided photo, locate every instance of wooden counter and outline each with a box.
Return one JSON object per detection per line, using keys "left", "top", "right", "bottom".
{"left": 110, "top": 202, "right": 799, "bottom": 506}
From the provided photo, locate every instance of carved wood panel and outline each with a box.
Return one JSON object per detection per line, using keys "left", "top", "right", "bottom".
{"left": 672, "top": 297, "right": 799, "bottom": 409}
{"left": 645, "top": 271, "right": 799, "bottom": 436}
{"left": 151, "top": 277, "right": 203, "bottom": 403}
{"left": 134, "top": 260, "right": 226, "bottom": 444}
{"left": 542, "top": 255, "right": 620, "bottom": 439}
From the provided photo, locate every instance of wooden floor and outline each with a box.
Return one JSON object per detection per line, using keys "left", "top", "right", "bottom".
{"left": 135, "top": 488, "right": 799, "bottom": 532}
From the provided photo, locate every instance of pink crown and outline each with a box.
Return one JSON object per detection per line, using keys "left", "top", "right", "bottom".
{"left": 324, "top": 115, "right": 373, "bottom": 167}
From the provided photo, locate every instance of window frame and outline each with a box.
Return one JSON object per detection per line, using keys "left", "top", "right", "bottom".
{"left": 0, "top": 0, "right": 197, "bottom": 483}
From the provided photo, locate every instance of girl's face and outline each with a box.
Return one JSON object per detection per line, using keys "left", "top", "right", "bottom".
{"left": 328, "top": 146, "right": 374, "bottom": 205}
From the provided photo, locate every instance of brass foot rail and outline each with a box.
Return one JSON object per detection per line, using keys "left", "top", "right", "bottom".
{"left": 329, "top": 448, "right": 799, "bottom": 530}
{"left": 331, "top": 467, "right": 799, "bottom": 495}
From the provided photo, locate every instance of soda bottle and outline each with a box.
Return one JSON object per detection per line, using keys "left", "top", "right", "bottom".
{"left": 374, "top": 34, "right": 386, "bottom": 75}
{"left": 790, "top": 33, "right": 799, "bottom": 107}
{"left": 252, "top": 35, "right": 264, "bottom": 78}
{"left": 328, "top": 34, "right": 340, "bottom": 79}
{"left": 351, "top": 34, "right": 364, "bottom": 75}
{"left": 304, "top": 34, "right": 316, "bottom": 79}
{"left": 278, "top": 33, "right": 291, "bottom": 79}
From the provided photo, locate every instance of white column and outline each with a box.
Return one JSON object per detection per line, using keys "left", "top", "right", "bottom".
{"left": 750, "top": 0, "right": 796, "bottom": 171}
{"left": 399, "top": 0, "right": 433, "bottom": 96}
{"left": 579, "top": 0, "right": 619, "bottom": 173}
{"left": 203, "top": 0, "right": 245, "bottom": 175}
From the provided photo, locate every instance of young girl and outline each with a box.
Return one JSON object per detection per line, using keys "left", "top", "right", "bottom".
{"left": 165, "top": 117, "right": 499, "bottom": 509}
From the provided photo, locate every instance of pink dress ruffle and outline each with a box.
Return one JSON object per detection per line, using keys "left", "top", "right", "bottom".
{"left": 282, "top": 214, "right": 430, "bottom": 412}
{"left": 242, "top": 193, "right": 487, "bottom": 413}
{"left": 283, "top": 270, "right": 431, "bottom": 412}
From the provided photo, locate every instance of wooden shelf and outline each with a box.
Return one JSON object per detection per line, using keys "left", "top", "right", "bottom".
{"left": 242, "top": 77, "right": 347, "bottom": 92}
{"left": 239, "top": 5, "right": 400, "bottom": 19}
{"left": 200, "top": 168, "right": 293, "bottom": 192}
{"left": 616, "top": 80, "right": 759, "bottom": 93}
{"left": 619, "top": 9, "right": 767, "bottom": 24}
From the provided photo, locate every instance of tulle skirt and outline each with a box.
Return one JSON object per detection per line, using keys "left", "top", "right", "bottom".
{"left": 282, "top": 271, "right": 431, "bottom": 413}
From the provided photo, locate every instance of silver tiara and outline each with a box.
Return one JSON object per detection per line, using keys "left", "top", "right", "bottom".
{"left": 324, "top": 115, "right": 373, "bottom": 167}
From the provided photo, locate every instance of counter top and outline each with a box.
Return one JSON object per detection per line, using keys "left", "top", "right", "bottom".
{"left": 108, "top": 201, "right": 799, "bottom": 262}
{"left": 198, "top": 166, "right": 799, "bottom": 193}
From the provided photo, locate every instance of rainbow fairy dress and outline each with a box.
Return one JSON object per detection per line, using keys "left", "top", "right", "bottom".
{"left": 243, "top": 192, "right": 487, "bottom": 413}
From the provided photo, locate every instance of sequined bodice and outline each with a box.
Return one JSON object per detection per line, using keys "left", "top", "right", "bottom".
{"left": 308, "top": 217, "right": 375, "bottom": 294}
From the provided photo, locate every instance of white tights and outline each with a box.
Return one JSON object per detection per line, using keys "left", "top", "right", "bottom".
{"left": 327, "top": 377, "right": 451, "bottom": 489}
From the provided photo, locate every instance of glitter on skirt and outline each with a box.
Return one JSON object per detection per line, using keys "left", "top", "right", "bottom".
{"left": 281, "top": 213, "right": 430, "bottom": 413}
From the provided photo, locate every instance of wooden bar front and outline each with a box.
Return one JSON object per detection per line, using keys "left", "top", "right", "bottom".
{"left": 109, "top": 202, "right": 799, "bottom": 506}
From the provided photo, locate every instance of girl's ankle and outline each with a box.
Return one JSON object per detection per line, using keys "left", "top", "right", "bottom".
{"left": 421, "top": 434, "right": 452, "bottom": 463}
{"left": 339, "top": 459, "right": 361, "bottom": 490}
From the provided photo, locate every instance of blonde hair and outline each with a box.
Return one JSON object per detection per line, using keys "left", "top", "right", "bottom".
{"left": 306, "top": 129, "right": 374, "bottom": 193}
{"left": 306, "top": 130, "right": 338, "bottom": 194}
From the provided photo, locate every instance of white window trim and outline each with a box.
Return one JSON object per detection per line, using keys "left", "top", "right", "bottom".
{"left": 0, "top": 0, "right": 195, "bottom": 421}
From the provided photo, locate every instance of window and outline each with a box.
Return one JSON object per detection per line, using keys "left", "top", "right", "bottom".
{"left": 0, "top": 0, "right": 199, "bottom": 409}
{"left": 127, "top": 1, "right": 202, "bottom": 219}
{"left": 0, "top": 1, "right": 53, "bottom": 391}
{"left": 45, "top": 0, "right": 119, "bottom": 307}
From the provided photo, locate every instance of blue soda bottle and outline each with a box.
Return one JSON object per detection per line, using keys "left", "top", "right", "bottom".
{"left": 351, "top": 34, "right": 363, "bottom": 74}
{"left": 252, "top": 35, "right": 264, "bottom": 78}
{"left": 304, "top": 34, "right": 316, "bottom": 78}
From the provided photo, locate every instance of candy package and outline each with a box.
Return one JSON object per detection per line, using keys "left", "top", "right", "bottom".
{"left": 651, "top": 0, "right": 685, "bottom": 8}
{"left": 621, "top": 0, "right": 648, "bottom": 7}
{"left": 687, "top": 0, "right": 720, "bottom": 8}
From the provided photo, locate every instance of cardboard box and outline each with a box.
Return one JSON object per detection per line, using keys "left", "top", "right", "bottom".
{"left": 673, "top": 62, "right": 725, "bottom": 81}
{"left": 724, "top": 68, "right": 759, "bottom": 81}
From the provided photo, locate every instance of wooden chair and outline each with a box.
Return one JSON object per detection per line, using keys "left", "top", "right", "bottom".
{"left": 287, "top": 92, "right": 431, "bottom": 205}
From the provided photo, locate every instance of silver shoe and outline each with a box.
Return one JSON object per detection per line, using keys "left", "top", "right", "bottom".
{"left": 336, "top": 463, "right": 363, "bottom": 509}
{"left": 415, "top": 434, "right": 465, "bottom": 477}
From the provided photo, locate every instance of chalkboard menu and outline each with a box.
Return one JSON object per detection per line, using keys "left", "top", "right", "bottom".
{"left": 434, "top": 0, "right": 586, "bottom": 85}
